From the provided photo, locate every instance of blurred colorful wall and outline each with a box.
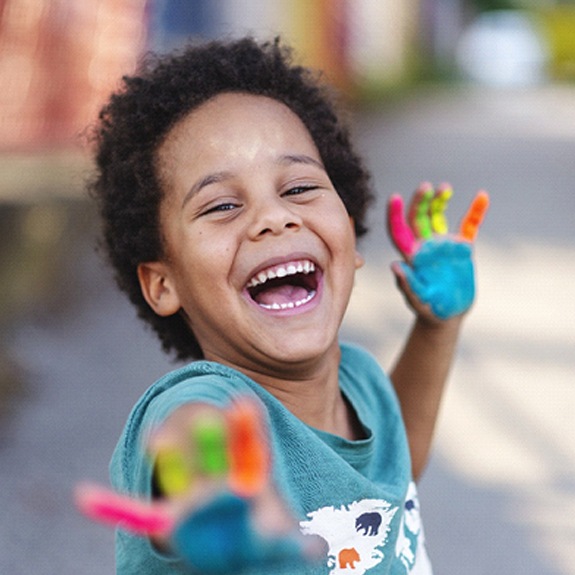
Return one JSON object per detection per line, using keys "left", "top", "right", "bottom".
{"left": 0, "top": 0, "right": 148, "bottom": 152}
{"left": 1, "top": 0, "right": 575, "bottom": 154}
{"left": 0, "top": 0, "right": 423, "bottom": 154}
{"left": 146, "top": 0, "right": 421, "bottom": 99}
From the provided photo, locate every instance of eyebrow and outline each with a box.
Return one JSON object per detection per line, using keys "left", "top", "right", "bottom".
{"left": 181, "top": 154, "right": 325, "bottom": 208}
{"left": 181, "top": 171, "right": 233, "bottom": 208}
{"left": 278, "top": 154, "right": 325, "bottom": 170}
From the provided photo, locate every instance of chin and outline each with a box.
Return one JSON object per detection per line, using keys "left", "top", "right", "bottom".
{"left": 266, "top": 336, "right": 339, "bottom": 367}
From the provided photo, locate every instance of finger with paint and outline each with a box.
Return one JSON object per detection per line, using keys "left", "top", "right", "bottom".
{"left": 155, "top": 447, "right": 193, "bottom": 497}
{"left": 193, "top": 413, "right": 229, "bottom": 477}
{"left": 152, "top": 410, "right": 230, "bottom": 498}
{"left": 151, "top": 400, "right": 269, "bottom": 499}
{"left": 227, "top": 399, "right": 270, "bottom": 498}
{"left": 74, "top": 482, "right": 175, "bottom": 538}
{"left": 387, "top": 194, "right": 417, "bottom": 258}
{"left": 459, "top": 190, "right": 490, "bottom": 241}
{"left": 430, "top": 183, "right": 453, "bottom": 235}
{"left": 408, "top": 182, "right": 434, "bottom": 240}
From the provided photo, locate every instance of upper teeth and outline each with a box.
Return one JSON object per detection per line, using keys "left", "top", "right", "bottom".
{"left": 247, "top": 260, "right": 315, "bottom": 288}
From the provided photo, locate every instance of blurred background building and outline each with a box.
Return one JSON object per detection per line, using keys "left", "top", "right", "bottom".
{"left": 2, "top": 0, "right": 574, "bottom": 153}
{"left": 0, "top": 0, "right": 147, "bottom": 151}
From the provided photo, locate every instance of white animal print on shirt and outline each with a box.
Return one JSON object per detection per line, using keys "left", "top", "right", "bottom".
{"left": 300, "top": 499, "right": 397, "bottom": 574}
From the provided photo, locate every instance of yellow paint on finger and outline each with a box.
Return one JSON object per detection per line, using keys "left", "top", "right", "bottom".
{"left": 431, "top": 187, "right": 453, "bottom": 235}
{"left": 155, "top": 448, "right": 192, "bottom": 497}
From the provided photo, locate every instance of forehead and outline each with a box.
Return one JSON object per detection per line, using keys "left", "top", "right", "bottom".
{"left": 159, "top": 92, "right": 318, "bottom": 161}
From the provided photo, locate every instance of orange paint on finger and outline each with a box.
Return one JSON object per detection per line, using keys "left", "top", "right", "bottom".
{"left": 227, "top": 400, "right": 269, "bottom": 498}
{"left": 460, "top": 191, "right": 490, "bottom": 241}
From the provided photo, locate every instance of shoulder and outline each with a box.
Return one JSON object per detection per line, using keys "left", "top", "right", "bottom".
{"left": 339, "top": 342, "right": 391, "bottom": 388}
{"left": 338, "top": 342, "right": 402, "bottom": 424}
{"left": 339, "top": 341, "right": 381, "bottom": 368}
{"left": 134, "top": 360, "right": 261, "bottom": 419}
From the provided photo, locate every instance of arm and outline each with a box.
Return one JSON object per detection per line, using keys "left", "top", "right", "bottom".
{"left": 387, "top": 183, "right": 489, "bottom": 481}
{"left": 390, "top": 315, "right": 463, "bottom": 481}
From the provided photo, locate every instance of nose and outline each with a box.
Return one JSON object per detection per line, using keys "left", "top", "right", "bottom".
{"left": 248, "top": 196, "right": 302, "bottom": 239}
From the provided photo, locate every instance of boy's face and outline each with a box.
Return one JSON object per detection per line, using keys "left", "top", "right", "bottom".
{"left": 139, "top": 93, "right": 363, "bottom": 376}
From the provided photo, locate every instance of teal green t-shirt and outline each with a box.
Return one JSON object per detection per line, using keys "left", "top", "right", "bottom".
{"left": 110, "top": 343, "right": 432, "bottom": 574}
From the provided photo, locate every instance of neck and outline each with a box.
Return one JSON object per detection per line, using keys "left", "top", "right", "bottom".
{"left": 273, "top": 383, "right": 361, "bottom": 440}
{"left": 234, "top": 346, "right": 362, "bottom": 440}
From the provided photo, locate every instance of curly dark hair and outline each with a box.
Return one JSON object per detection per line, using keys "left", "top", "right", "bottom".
{"left": 89, "top": 37, "right": 374, "bottom": 361}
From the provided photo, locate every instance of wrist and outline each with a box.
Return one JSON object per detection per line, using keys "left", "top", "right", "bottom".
{"left": 414, "top": 313, "right": 464, "bottom": 341}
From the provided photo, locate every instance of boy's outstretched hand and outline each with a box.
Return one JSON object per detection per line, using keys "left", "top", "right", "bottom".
{"left": 75, "top": 399, "right": 317, "bottom": 574}
{"left": 387, "top": 182, "right": 489, "bottom": 322}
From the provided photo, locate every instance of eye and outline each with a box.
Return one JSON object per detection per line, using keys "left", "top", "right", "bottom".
{"left": 200, "top": 201, "right": 240, "bottom": 216}
{"left": 282, "top": 185, "right": 319, "bottom": 197}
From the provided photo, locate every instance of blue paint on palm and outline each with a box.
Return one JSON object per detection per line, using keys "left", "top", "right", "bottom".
{"left": 401, "top": 240, "right": 475, "bottom": 319}
{"left": 171, "top": 492, "right": 305, "bottom": 574}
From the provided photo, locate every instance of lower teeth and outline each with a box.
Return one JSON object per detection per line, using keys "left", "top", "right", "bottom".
{"left": 260, "top": 291, "right": 316, "bottom": 310}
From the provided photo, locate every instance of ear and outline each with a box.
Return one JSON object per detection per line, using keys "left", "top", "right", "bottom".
{"left": 355, "top": 250, "right": 365, "bottom": 270}
{"left": 137, "top": 261, "right": 181, "bottom": 317}
{"left": 349, "top": 217, "right": 365, "bottom": 270}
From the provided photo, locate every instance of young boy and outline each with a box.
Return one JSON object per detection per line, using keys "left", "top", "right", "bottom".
{"left": 85, "top": 37, "right": 487, "bottom": 574}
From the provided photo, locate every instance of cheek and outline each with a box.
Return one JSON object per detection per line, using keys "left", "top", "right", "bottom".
{"left": 182, "top": 231, "right": 239, "bottom": 290}
{"left": 166, "top": 230, "right": 211, "bottom": 284}
{"left": 318, "top": 198, "right": 354, "bottom": 235}
{"left": 332, "top": 214, "right": 358, "bottom": 258}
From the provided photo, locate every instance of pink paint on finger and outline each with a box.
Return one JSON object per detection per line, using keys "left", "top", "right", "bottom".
{"left": 74, "top": 482, "right": 175, "bottom": 537}
{"left": 388, "top": 194, "right": 416, "bottom": 258}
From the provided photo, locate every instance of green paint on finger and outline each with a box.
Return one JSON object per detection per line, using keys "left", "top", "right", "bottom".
{"left": 414, "top": 188, "right": 434, "bottom": 239}
{"left": 193, "top": 416, "right": 229, "bottom": 476}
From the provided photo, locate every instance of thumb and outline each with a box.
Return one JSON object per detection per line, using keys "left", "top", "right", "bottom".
{"left": 391, "top": 262, "right": 435, "bottom": 321}
{"left": 391, "top": 261, "right": 427, "bottom": 302}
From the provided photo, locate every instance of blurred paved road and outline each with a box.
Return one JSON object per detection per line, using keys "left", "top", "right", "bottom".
{"left": 1, "top": 85, "right": 574, "bottom": 574}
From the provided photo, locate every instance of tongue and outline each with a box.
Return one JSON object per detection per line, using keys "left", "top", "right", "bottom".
{"left": 255, "top": 284, "right": 309, "bottom": 306}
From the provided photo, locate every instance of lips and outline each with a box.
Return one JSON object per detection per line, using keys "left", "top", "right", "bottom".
{"left": 245, "top": 259, "right": 319, "bottom": 311}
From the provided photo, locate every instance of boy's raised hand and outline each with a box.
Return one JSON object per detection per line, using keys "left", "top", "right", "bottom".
{"left": 387, "top": 182, "right": 489, "bottom": 321}
{"left": 75, "top": 399, "right": 315, "bottom": 574}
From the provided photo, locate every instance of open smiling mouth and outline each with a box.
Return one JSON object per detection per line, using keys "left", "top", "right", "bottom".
{"left": 246, "top": 259, "right": 319, "bottom": 311}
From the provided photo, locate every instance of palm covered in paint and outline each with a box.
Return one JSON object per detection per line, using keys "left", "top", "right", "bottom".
{"left": 387, "top": 183, "right": 489, "bottom": 321}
